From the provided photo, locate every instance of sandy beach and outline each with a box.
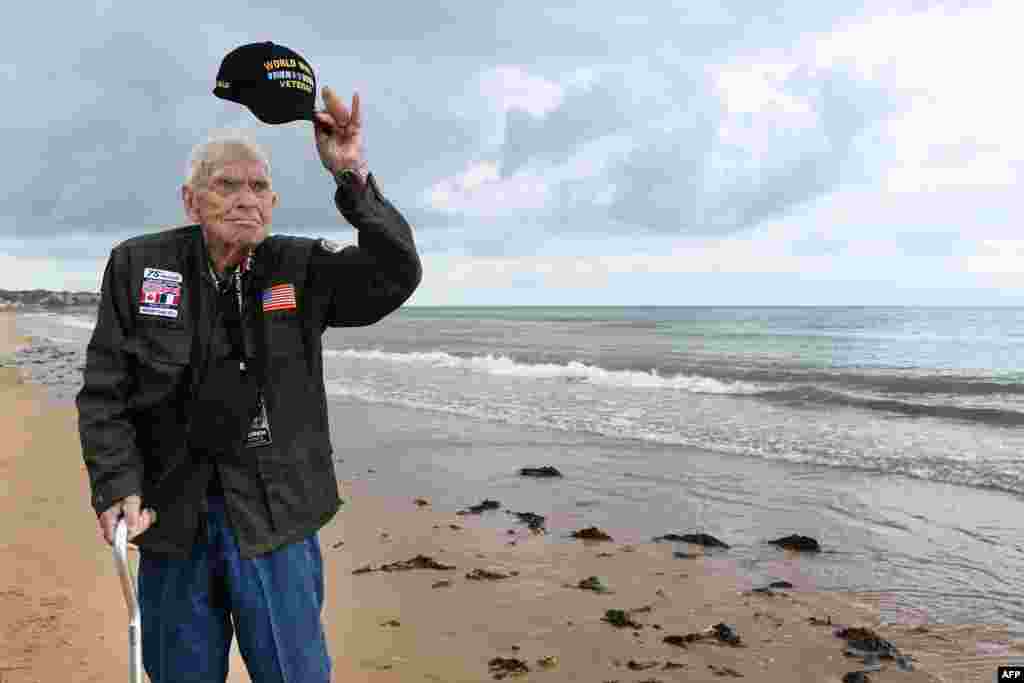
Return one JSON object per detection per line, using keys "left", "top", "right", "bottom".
{"left": 1, "top": 310, "right": 1020, "bottom": 683}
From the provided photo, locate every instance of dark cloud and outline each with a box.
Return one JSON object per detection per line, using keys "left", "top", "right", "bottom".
{"left": 600, "top": 64, "right": 904, "bottom": 234}
{"left": 500, "top": 73, "right": 633, "bottom": 175}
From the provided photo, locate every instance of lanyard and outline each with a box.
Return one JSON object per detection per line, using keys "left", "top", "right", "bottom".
{"left": 234, "top": 267, "right": 246, "bottom": 373}
{"left": 209, "top": 252, "right": 253, "bottom": 373}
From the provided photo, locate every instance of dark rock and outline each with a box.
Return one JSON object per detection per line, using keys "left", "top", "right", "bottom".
{"left": 518, "top": 466, "right": 563, "bottom": 478}
{"left": 459, "top": 499, "right": 501, "bottom": 515}
{"left": 713, "top": 623, "right": 742, "bottom": 646}
{"left": 655, "top": 532, "right": 730, "bottom": 548}
{"left": 380, "top": 619, "right": 401, "bottom": 627}
{"left": 571, "top": 526, "right": 613, "bottom": 541}
{"left": 835, "top": 627, "right": 899, "bottom": 658}
{"left": 681, "top": 533, "right": 730, "bottom": 549}
{"left": 509, "top": 511, "right": 546, "bottom": 532}
{"left": 708, "top": 664, "right": 743, "bottom": 677}
{"left": 488, "top": 657, "right": 529, "bottom": 680}
{"left": 379, "top": 555, "right": 456, "bottom": 572}
{"left": 808, "top": 616, "right": 832, "bottom": 626}
{"left": 627, "top": 660, "right": 659, "bottom": 671}
{"left": 752, "top": 580, "right": 794, "bottom": 594}
{"left": 602, "top": 609, "right": 642, "bottom": 629}
{"left": 577, "top": 576, "right": 611, "bottom": 593}
{"left": 431, "top": 580, "right": 452, "bottom": 588}
{"left": 673, "top": 551, "right": 699, "bottom": 559}
{"left": 662, "top": 635, "right": 688, "bottom": 648}
{"left": 769, "top": 534, "right": 821, "bottom": 552}
{"left": 842, "top": 673, "right": 869, "bottom": 683}
{"left": 466, "top": 568, "right": 510, "bottom": 580}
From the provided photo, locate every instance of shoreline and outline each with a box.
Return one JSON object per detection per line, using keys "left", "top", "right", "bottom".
{"left": 2, "top": 311, "right": 1021, "bottom": 682}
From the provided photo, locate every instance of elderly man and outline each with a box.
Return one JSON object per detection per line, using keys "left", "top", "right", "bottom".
{"left": 76, "top": 86, "right": 421, "bottom": 683}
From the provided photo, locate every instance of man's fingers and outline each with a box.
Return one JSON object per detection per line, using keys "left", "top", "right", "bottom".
{"left": 350, "top": 92, "right": 361, "bottom": 130}
{"left": 314, "top": 111, "right": 336, "bottom": 130}
{"left": 99, "top": 501, "right": 124, "bottom": 546}
{"left": 129, "top": 508, "right": 157, "bottom": 540}
{"left": 100, "top": 511, "right": 117, "bottom": 545}
{"left": 322, "top": 86, "right": 350, "bottom": 125}
{"left": 122, "top": 495, "right": 141, "bottom": 534}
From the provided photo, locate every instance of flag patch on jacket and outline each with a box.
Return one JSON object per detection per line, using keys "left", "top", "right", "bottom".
{"left": 139, "top": 278, "right": 181, "bottom": 318}
{"left": 262, "top": 283, "right": 297, "bottom": 312}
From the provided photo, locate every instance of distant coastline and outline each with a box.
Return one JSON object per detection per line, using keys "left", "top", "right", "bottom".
{"left": 0, "top": 290, "right": 100, "bottom": 310}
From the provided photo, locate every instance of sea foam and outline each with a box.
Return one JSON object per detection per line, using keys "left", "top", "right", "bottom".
{"left": 322, "top": 348, "right": 763, "bottom": 395}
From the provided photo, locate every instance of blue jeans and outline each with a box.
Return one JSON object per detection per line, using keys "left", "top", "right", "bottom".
{"left": 138, "top": 496, "right": 331, "bottom": 683}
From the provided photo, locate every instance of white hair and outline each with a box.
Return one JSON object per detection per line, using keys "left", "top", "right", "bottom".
{"left": 184, "top": 130, "right": 271, "bottom": 188}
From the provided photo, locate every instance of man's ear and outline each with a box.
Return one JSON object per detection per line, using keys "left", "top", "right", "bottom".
{"left": 182, "top": 185, "right": 201, "bottom": 223}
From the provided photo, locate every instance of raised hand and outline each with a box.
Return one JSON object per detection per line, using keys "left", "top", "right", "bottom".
{"left": 313, "top": 87, "right": 367, "bottom": 179}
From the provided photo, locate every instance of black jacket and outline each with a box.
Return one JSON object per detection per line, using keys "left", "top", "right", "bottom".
{"left": 76, "top": 174, "right": 421, "bottom": 558}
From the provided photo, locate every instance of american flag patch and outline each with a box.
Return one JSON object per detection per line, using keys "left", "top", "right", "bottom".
{"left": 262, "top": 283, "right": 297, "bottom": 312}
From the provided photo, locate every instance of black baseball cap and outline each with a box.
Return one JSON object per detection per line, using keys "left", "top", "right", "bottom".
{"left": 213, "top": 42, "right": 317, "bottom": 125}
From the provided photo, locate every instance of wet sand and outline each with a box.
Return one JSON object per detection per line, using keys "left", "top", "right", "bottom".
{"left": 1, "top": 310, "right": 1020, "bottom": 682}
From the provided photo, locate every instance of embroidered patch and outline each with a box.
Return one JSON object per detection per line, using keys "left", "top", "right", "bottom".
{"left": 143, "top": 267, "right": 183, "bottom": 284}
{"left": 139, "top": 279, "right": 181, "bottom": 318}
{"left": 262, "top": 283, "right": 297, "bottom": 312}
{"left": 318, "top": 238, "right": 345, "bottom": 254}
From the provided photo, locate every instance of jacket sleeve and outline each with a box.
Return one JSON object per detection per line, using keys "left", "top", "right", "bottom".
{"left": 76, "top": 247, "right": 143, "bottom": 514}
{"left": 308, "top": 173, "right": 423, "bottom": 330}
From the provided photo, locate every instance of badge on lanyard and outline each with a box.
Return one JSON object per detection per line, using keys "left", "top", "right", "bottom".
{"left": 246, "top": 394, "right": 273, "bottom": 448}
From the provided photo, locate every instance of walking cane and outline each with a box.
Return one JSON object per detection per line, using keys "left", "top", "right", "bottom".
{"left": 113, "top": 518, "right": 144, "bottom": 683}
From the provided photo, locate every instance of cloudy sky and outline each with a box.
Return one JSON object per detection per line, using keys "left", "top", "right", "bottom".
{"left": 2, "top": 1, "right": 1020, "bottom": 305}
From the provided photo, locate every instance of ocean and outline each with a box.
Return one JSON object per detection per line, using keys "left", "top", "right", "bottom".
{"left": 11, "top": 305, "right": 1024, "bottom": 637}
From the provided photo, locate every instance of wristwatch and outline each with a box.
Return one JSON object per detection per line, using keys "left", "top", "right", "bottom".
{"left": 333, "top": 165, "right": 368, "bottom": 190}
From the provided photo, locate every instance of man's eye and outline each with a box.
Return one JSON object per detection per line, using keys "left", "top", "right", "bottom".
{"left": 218, "top": 179, "right": 241, "bottom": 192}
{"left": 252, "top": 182, "right": 270, "bottom": 193}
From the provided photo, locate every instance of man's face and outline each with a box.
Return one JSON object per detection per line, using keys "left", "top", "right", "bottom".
{"left": 183, "top": 158, "right": 278, "bottom": 253}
